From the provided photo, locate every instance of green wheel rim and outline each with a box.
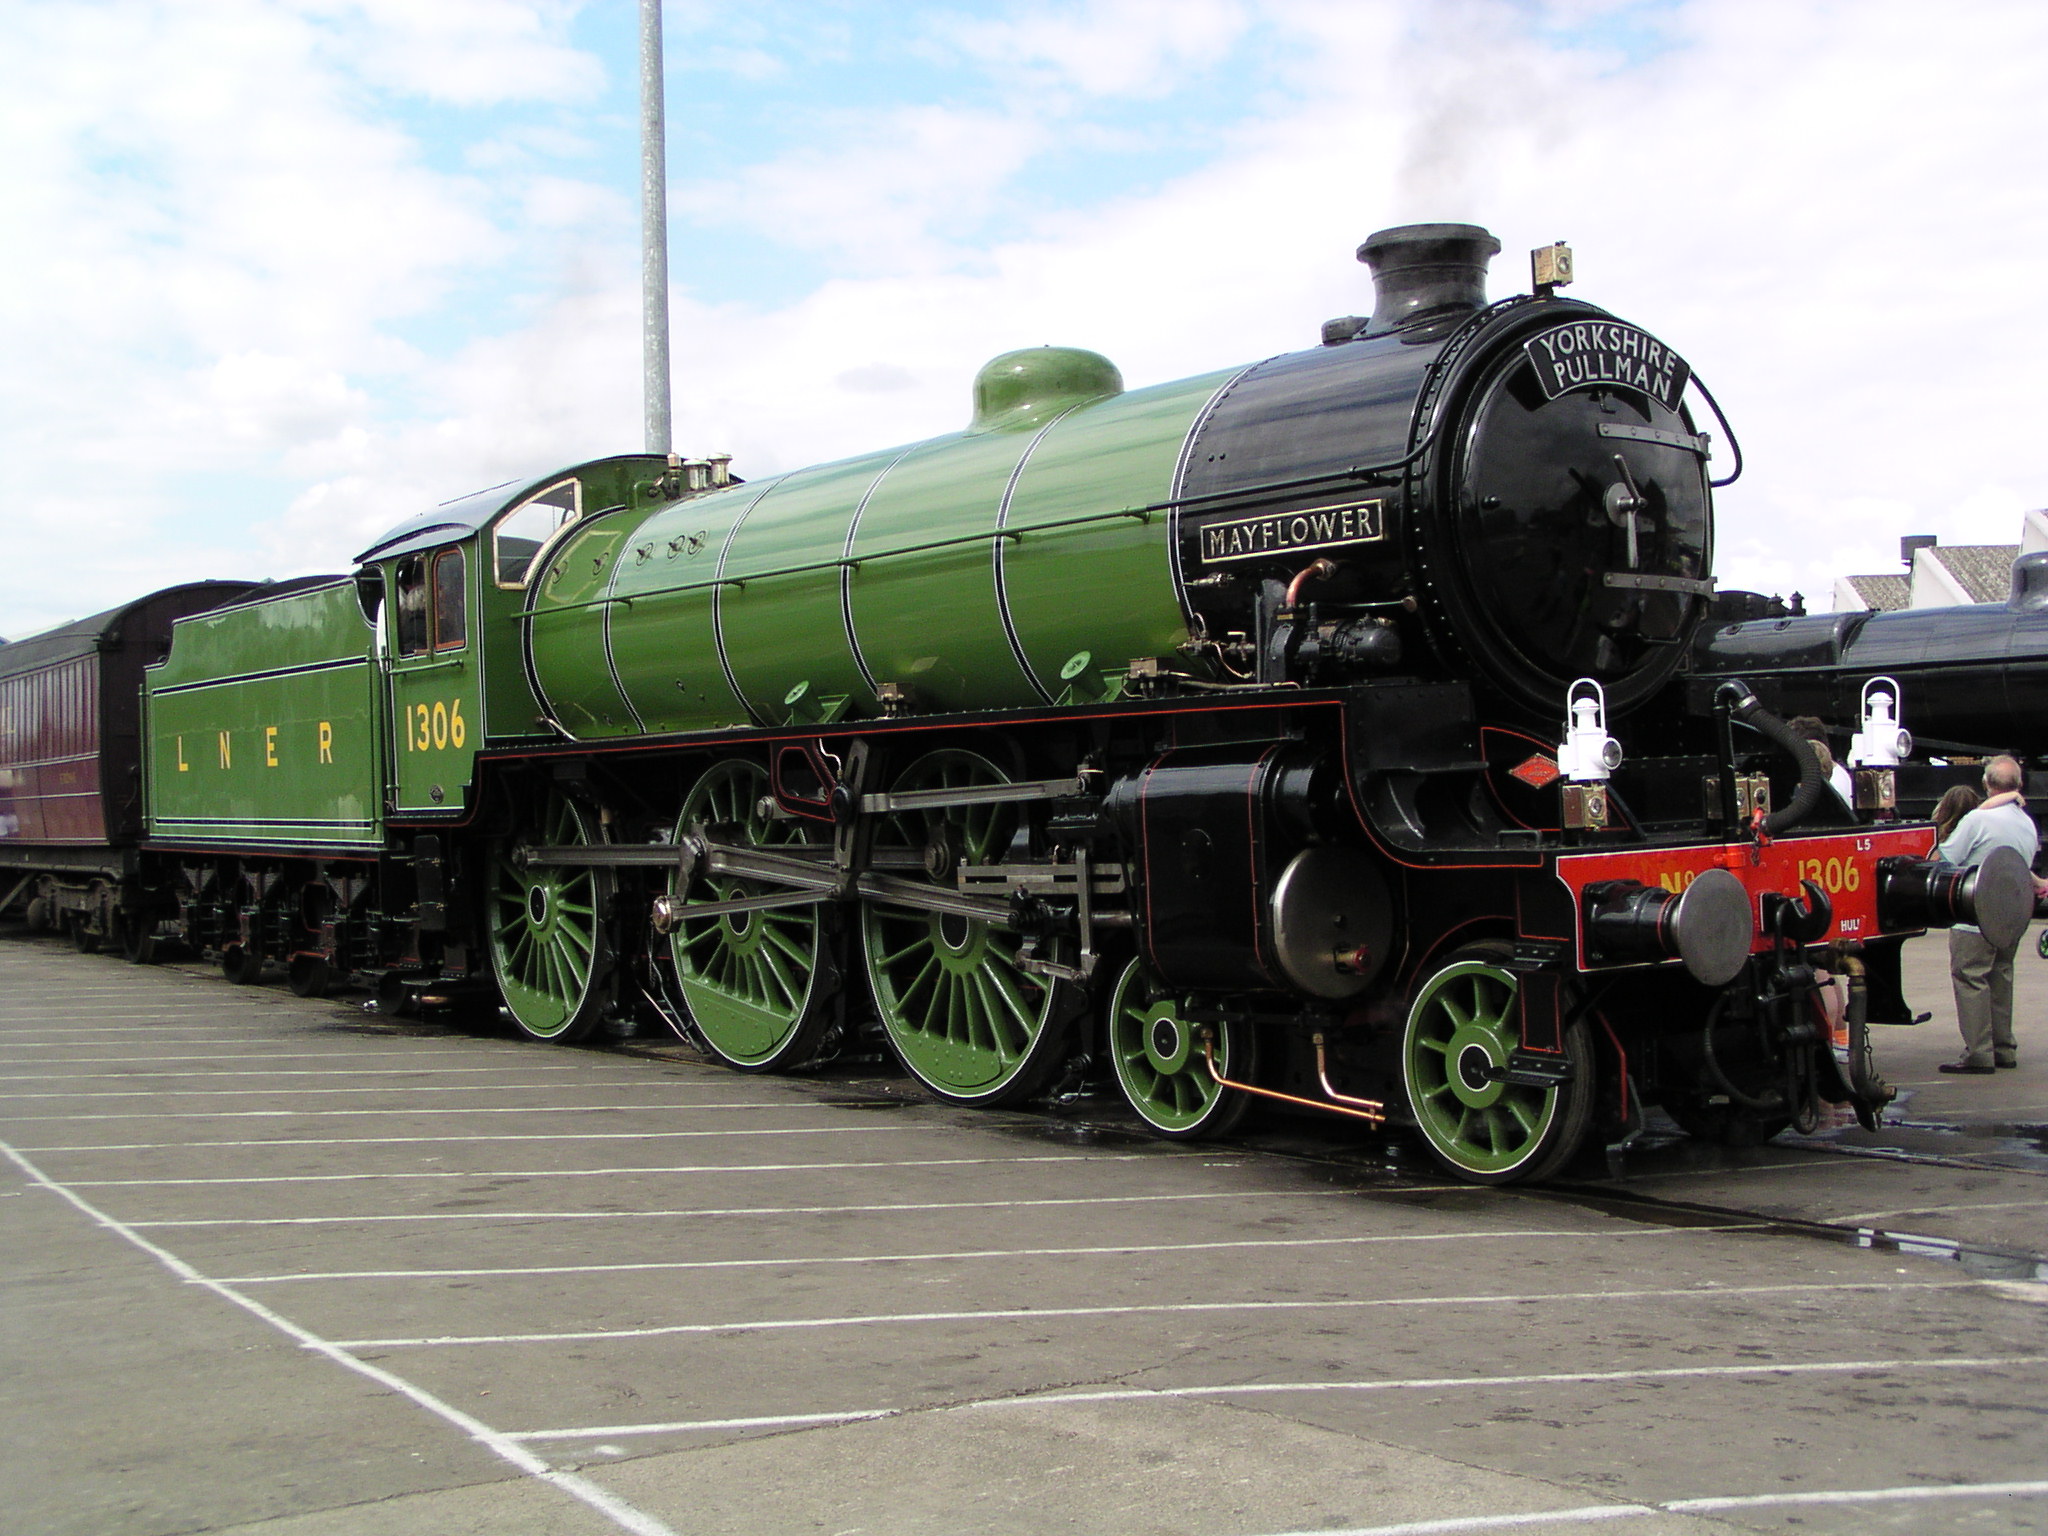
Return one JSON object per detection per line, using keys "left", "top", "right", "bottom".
{"left": 860, "top": 750, "right": 1065, "bottom": 1105}
{"left": 489, "top": 790, "right": 609, "bottom": 1041}
{"left": 1106, "top": 958, "right": 1251, "bottom": 1138}
{"left": 1402, "top": 957, "right": 1560, "bottom": 1178}
{"left": 670, "top": 759, "right": 829, "bottom": 1070}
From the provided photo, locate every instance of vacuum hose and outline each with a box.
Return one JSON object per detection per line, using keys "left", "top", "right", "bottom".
{"left": 1716, "top": 680, "right": 1827, "bottom": 834}
{"left": 1833, "top": 947, "right": 1893, "bottom": 1132}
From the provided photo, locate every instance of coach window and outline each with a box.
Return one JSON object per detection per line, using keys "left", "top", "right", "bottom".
{"left": 494, "top": 479, "right": 582, "bottom": 588}
{"left": 394, "top": 556, "right": 430, "bottom": 657}
{"left": 432, "top": 548, "right": 466, "bottom": 651}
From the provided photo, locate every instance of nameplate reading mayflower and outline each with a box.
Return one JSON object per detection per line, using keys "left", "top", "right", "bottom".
{"left": 1198, "top": 500, "right": 1386, "bottom": 564}
{"left": 1524, "top": 322, "right": 1691, "bottom": 412}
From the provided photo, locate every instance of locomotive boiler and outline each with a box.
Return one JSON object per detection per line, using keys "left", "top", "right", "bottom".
{"left": 522, "top": 226, "right": 1709, "bottom": 737}
{"left": 6, "top": 222, "right": 2022, "bottom": 1186}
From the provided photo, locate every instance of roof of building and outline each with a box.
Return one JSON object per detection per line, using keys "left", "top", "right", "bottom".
{"left": 1842, "top": 574, "right": 1910, "bottom": 611}
{"left": 1925, "top": 544, "right": 2018, "bottom": 604}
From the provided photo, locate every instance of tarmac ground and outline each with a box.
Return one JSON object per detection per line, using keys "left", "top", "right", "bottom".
{"left": 2, "top": 925, "right": 2044, "bottom": 1536}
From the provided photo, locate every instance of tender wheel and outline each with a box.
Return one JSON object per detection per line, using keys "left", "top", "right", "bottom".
{"left": 1401, "top": 945, "right": 1593, "bottom": 1183}
{"left": 1106, "top": 958, "right": 1256, "bottom": 1139}
{"left": 860, "top": 749, "right": 1072, "bottom": 1106}
{"left": 488, "top": 787, "right": 613, "bottom": 1042}
{"left": 69, "top": 917, "right": 100, "bottom": 954}
{"left": 119, "top": 913, "right": 159, "bottom": 966}
{"left": 668, "top": 759, "right": 835, "bottom": 1071}
{"left": 221, "top": 942, "right": 262, "bottom": 984}
{"left": 288, "top": 954, "right": 333, "bottom": 998}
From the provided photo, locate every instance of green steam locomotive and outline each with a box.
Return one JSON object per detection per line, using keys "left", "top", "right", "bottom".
{"left": 4, "top": 225, "right": 2016, "bottom": 1183}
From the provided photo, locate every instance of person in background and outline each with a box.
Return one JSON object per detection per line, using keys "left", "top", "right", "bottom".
{"left": 1807, "top": 739, "right": 1855, "bottom": 817}
{"left": 1937, "top": 756, "right": 2039, "bottom": 1074}
{"left": 1931, "top": 784, "right": 1981, "bottom": 846}
{"left": 1787, "top": 715, "right": 1856, "bottom": 811}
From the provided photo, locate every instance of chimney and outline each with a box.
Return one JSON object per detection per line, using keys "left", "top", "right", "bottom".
{"left": 1356, "top": 223, "right": 1503, "bottom": 335}
{"left": 1900, "top": 534, "right": 1937, "bottom": 569}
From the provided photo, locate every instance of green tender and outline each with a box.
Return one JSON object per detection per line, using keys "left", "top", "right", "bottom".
{"left": 144, "top": 580, "right": 384, "bottom": 852}
{"left": 527, "top": 356, "right": 1238, "bottom": 735}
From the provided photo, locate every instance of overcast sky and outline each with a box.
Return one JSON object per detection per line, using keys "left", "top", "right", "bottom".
{"left": 4, "top": 0, "right": 2044, "bottom": 640}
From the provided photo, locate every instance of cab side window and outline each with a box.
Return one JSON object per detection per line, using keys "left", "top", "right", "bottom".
{"left": 394, "top": 556, "right": 430, "bottom": 657}
{"left": 494, "top": 480, "right": 582, "bottom": 588}
{"left": 432, "top": 549, "right": 466, "bottom": 651}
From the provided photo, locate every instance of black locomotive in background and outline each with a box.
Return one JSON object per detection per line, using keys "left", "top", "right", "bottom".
{"left": 2, "top": 223, "right": 2024, "bottom": 1185}
{"left": 1694, "top": 553, "right": 2048, "bottom": 816}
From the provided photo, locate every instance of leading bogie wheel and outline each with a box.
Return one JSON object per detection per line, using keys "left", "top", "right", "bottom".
{"left": 668, "top": 758, "right": 836, "bottom": 1071}
{"left": 488, "top": 787, "right": 614, "bottom": 1042}
{"left": 1400, "top": 944, "right": 1593, "bottom": 1183}
{"left": 1106, "top": 957, "right": 1257, "bottom": 1139}
{"left": 860, "top": 749, "right": 1073, "bottom": 1106}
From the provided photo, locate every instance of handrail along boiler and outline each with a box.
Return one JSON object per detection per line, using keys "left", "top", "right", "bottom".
{"left": 0, "top": 223, "right": 2017, "bottom": 1183}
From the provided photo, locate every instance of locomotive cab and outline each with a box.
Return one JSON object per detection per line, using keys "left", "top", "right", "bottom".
{"left": 351, "top": 455, "right": 680, "bottom": 813}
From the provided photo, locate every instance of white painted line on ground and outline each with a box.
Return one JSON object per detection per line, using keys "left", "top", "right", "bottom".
{"left": 334, "top": 1278, "right": 1972, "bottom": 1351}
{"left": 132, "top": 1188, "right": 1357, "bottom": 1229}
{"left": 535, "top": 1409, "right": 899, "bottom": 1437}
{"left": 0, "top": 1138, "right": 681, "bottom": 1536}
{"left": 0, "top": 1039, "right": 375, "bottom": 1047}
{"left": 67, "top": 1145, "right": 1029, "bottom": 1187}
{"left": 61, "top": 1146, "right": 991, "bottom": 1187}
{"left": 0, "top": 1064, "right": 599, "bottom": 1081}
{"left": 222, "top": 1225, "right": 1764, "bottom": 1285}
{"left": 1834, "top": 1198, "right": 2048, "bottom": 1223}
{"left": 0, "top": 1100, "right": 819, "bottom": 1123}
{"left": 1606, "top": 1158, "right": 1887, "bottom": 1182}
{"left": 0, "top": 1013, "right": 269, "bottom": 1021}
{"left": 1239, "top": 1479, "right": 2048, "bottom": 1536}
{"left": 1665, "top": 1479, "right": 2048, "bottom": 1512}
{"left": 19, "top": 1122, "right": 885, "bottom": 1151}
{"left": 506, "top": 1353, "right": 2048, "bottom": 1441}
{"left": 0, "top": 1081, "right": 699, "bottom": 1101}
{"left": 0, "top": 1049, "right": 535, "bottom": 1064}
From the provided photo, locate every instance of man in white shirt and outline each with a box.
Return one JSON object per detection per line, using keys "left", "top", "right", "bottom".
{"left": 1937, "top": 755, "right": 2041, "bottom": 1074}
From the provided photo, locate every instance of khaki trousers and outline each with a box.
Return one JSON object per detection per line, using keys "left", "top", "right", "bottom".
{"left": 1949, "top": 927, "right": 2019, "bottom": 1068}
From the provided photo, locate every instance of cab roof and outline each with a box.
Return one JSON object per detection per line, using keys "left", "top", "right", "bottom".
{"left": 352, "top": 455, "right": 664, "bottom": 566}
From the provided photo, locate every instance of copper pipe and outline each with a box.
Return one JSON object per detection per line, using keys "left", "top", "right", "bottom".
{"left": 1312, "top": 1032, "right": 1389, "bottom": 1117}
{"left": 1201, "top": 1033, "right": 1386, "bottom": 1125}
{"left": 1283, "top": 558, "right": 1338, "bottom": 609}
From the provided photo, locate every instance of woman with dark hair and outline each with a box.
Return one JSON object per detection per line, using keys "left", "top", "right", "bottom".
{"left": 1932, "top": 784, "right": 1981, "bottom": 845}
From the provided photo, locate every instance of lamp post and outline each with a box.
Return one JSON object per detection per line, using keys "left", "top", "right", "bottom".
{"left": 640, "top": 0, "right": 671, "bottom": 455}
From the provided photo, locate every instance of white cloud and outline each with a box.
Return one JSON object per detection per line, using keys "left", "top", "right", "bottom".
{"left": 8, "top": 0, "right": 2048, "bottom": 656}
{"left": 307, "top": 0, "right": 600, "bottom": 106}
{"left": 940, "top": 0, "right": 1255, "bottom": 98}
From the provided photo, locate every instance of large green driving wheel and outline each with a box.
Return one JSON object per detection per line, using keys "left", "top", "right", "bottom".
{"left": 488, "top": 789, "right": 612, "bottom": 1042}
{"left": 860, "top": 750, "right": 1071, "bottom": 1106}
{"left": 669, "top": 759, "right": 834, "bottom": 1071}
{"left": 1106, "top": 957, "right": 1256, "bottom": 1139}
{"left": 1401, "top": 945, "right": 1593, "bottom": 1183}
